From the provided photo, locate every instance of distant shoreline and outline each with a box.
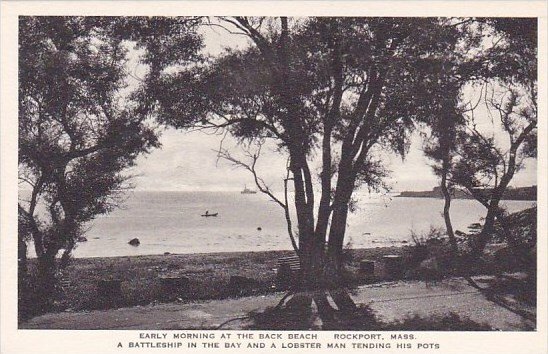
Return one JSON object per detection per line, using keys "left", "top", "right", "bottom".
{"left": 396, "top": 185, "right": 537, "bottom": 201}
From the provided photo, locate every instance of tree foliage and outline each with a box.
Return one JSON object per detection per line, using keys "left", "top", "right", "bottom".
{"left": 136, "top": 17, "right": 471, "bottom": 293}
{"left": 423, "top": 18, "right": 537, "bottom": 256}
{"left": 17, "top": 16, "right": 200, "bottom": 309}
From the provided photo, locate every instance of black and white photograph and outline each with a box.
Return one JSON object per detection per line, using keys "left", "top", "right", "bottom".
{"left": 1, "top": 1, "right": 547, "bottom": 353}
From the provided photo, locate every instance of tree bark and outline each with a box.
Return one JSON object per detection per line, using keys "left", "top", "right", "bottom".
{"left": 36, "top": 250, "right": 58, "bottom": 305}
{"left": 315, "top": 24, "right": 343, "bottom": 248}
{"left": 18, "top": 236, "right": 28, "bottom": 275}
{"left": 440, "top": 161, "right": 458, "bottom": 260}
{"left": 471, "top": 121, "right": 536, "bottom": 256}
{"left": 325, "top": 180, "right": 354, "bottom": 286}
{"left": 274, "top": 17, "right": 323, "bottom": 288}
{"left": 473, "top": 201, "right": 498, "bottom": 255}
{"left": 289, "top": 154, "right": 320, "bottom": 287}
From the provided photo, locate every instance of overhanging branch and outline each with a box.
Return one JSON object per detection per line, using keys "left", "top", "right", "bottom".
{"left": 215, "top": 145, "right": 299, "bottom": 254}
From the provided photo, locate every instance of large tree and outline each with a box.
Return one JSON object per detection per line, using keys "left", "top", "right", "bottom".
{"left": 422, "top": 89, "right": 466, "bottom": 261}
{"left": 17, "top": 16, "right": 200, "bottom": 310}
{"left": 447, "top": 18, "right": 537, "bottom": 256}
{"left": 418, "top": 19, "right": 537, "bottom": 285}
{"left": 137, "top": 17, "right": 470, "bottom": 313}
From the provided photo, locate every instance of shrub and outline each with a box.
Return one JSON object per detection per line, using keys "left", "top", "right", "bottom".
{"left": 404, "top": 227, "right": 453, "bottom": 274}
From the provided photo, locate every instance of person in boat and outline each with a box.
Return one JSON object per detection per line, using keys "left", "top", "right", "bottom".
{"left": 202, "top": 210, "right": 218, "bottom": 217}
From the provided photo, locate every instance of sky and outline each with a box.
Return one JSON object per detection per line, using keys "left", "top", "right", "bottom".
{"left": 126, "top": 21, "right": 537, "bottom": 193}
{"left": 128, "top": 127, "right": 537, "bottom": 192}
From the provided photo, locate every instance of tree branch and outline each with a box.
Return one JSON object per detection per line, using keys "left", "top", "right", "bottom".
{"left": 215, "top": 145, "right": 299, "bottom": 254}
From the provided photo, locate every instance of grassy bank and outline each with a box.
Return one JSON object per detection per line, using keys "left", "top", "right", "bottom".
{"left": 41, "top": 246, "right": 405, "bottom": 313}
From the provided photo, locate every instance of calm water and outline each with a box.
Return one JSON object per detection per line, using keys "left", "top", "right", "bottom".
{"left": 26, "top": 191, "right": 535, "bottom": 258}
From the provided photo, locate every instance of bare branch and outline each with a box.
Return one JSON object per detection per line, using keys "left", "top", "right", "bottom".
{"left": 215, "top": 145, "right": 299, "bottom": 254}
{"left": 216, "top": 146, "right": 285, "bottom": 209}
{"left": 204, "top": 19, "right": 251, "bottom": 38}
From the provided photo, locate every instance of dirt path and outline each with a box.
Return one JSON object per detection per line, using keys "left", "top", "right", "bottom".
{"left": 21, "top": 276, "right": 534, "bottom": 331}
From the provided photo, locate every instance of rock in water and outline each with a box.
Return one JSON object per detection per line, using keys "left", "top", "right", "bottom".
{"left": 128, "top": 238, "right": 140, "bottom": 246}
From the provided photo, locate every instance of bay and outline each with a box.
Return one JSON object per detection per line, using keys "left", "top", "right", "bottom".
{"left": 44, "top": 191, "right": 534, "bottom": 258}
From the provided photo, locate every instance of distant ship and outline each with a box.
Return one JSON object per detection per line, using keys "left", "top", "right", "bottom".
{"left": 241, "top": 185, "right": 257, "bottom": 194}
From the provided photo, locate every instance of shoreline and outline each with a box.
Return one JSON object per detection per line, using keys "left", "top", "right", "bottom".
{"left": 60, "top": 246, "right": 407, "bottom": 269}
{"left": 26, "top": 240, "right": 414, "bottom": 260}
{"left": 396, "top": 186, "right": 537, "bottom": 201}
{"left": 60, "top": 244, "right": 408, "bottom": 260}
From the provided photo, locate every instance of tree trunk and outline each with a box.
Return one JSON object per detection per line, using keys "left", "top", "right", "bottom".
{"left": 315, "top": 25, "right": 342, "bottom": 254}
{"left": 275, "top": 19, "right": 321, "bottom": 288}
{"left": 18, "top": 237, "right": 28, "bottom": 275}
{"left": 472, "top": 165, "right": 513, "bottom": 256}
{"left": 290, "top": 157, "right": 321, "bottom": 288}
{"left": 36, "top": 250, "right": 58, "bottom": 307}
{"left": 60, "top": 237, "right": 75, "bottom": 269}
{"left": 18, "top": 237, "right": 30, "bottom": 320}
{"left": 440, "top": 166, "right": 458, "bottom": 261}
{"left": 326, "top": 176, "right": 353, "bottom": 280}
{"left": 473, "top": 202, "right": 498, "bottom": 255}
{"left": 472, "top": 144, "right": 521, "bottom": 255}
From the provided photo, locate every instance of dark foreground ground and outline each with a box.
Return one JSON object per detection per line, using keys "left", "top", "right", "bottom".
{"left": 21, "top": 274, "right": 535, "bottom": 330}
{"left": 20, "top": 244, "right": 537, "bottom": 331}
{"left": 29, "top": 246, "right": 407, "bottom": 313}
